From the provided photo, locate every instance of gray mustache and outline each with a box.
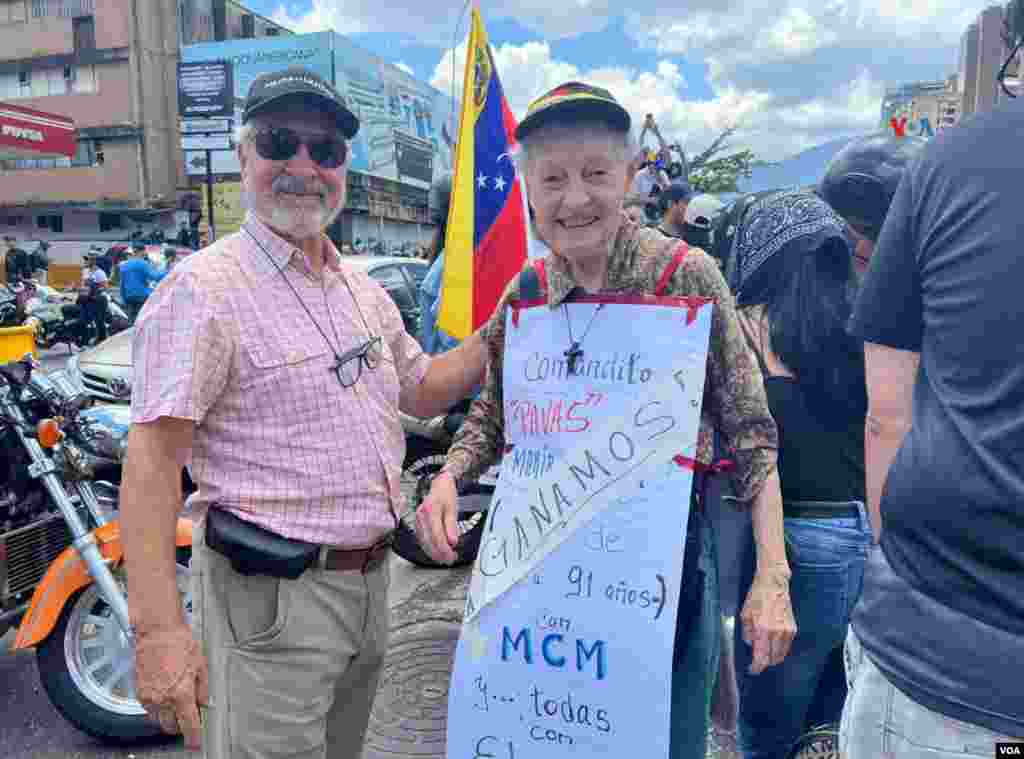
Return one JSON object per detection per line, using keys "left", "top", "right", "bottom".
{"left": 272, "top": 174, "right": 326, "bottom": 197}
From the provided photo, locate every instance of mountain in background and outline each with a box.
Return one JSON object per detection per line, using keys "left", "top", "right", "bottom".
{"left": 735, "top": 135, "right": 870, "bottom": 194}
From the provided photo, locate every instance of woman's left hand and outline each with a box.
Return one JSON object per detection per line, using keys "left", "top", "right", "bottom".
{"left": 739, "top": 569, "right": 797, "bottom": 674}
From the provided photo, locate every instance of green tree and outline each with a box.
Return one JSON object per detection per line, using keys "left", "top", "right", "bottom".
{"left": 683, "top": 125, "right": 757, "bottom": 193}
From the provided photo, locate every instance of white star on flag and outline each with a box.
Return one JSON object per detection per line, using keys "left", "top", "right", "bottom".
{"left": 494, "top": 175, "right": 507, "bottom": 192}
{"left": 477, "top": 173, "right": 488, "bottom": 188}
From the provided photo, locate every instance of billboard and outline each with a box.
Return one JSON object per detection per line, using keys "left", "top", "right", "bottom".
{"left": 181, "top": 32, "right": 457, "bottom": 188}
{"left": 178, "top": 60, "right": 234, "bottom": 118}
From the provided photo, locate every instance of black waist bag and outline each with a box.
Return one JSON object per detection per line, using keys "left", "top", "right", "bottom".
{"left": 205, "top": 507, "right": 319, "bottom": 579}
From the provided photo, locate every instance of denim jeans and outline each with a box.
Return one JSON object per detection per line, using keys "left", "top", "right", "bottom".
{"left": 670, "top": 510, "right": 721, "bottom": 759}
{"left": 841, "top": 630, "right": 1022, "bottom": 757}
{"left": 734, "top": 501, "right": 872, "bottom": 759}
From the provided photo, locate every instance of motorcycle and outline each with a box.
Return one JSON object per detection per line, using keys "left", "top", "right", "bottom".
{"left": 393, "top": 403, "right": 498, "bottom": 569}
{"left": 1, "top": 280, "right": 39, "bottom": 327}
{"left": 28, "top": 287, "right": 131, "bottom": 352}
{"left": 0, "top": 284, "right": 20, "bottom": 326}
{"left": 0, "top": 354, "right": 193, "bottom": 743}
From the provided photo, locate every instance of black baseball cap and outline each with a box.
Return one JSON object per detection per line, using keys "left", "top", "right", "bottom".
{"left": 516, "top": 81, "right": 631, "bottom": 142}
{"left": 243, "top": 66, "right": 359, "bottom": 139}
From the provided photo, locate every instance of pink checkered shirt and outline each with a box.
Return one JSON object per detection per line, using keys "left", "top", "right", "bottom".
{"left": 131, "top": 214, "right": 430, "bottom": 548}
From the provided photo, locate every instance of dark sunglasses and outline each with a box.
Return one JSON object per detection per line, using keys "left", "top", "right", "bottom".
{"left": 251, "top": 126, "right": 348, "bottom": 169}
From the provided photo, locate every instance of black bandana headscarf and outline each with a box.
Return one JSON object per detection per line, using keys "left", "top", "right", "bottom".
{"left": 730, "top": 190, "right": 853, "bottom": 306}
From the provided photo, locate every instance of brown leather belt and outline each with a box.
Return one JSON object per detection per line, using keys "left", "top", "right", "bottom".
{"left": 318, "top": 536, "right": 392, "bottom": 573}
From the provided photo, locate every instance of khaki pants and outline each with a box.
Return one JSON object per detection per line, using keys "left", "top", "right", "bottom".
{"left": 192, "top": 519, "right": 389, "bottom": 759}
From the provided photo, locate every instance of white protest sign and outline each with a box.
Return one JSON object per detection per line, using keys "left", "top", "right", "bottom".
{"left": 447, "top": 297, "right": 713, "bottom": 758}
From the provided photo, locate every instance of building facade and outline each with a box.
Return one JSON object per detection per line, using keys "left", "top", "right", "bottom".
{"left": 960, "top": 22, "right": 980, "bottom": 117}
{"left": 0, "top": 0, "right": 291, "bottom": 278}
{"left": 178, "top": 0, "right": 290, "bottom": 46}
{"left": 0, "top": 0, "right": 185, "bottom": 272}
{"left": 182, "top": 31, "right": 457, "bottom": 254}
{"left": 976, "top": 5, "right": 1007, "bottom": 112}
{"left": 958, "top": 4, "right": 1017, "bottom": 116}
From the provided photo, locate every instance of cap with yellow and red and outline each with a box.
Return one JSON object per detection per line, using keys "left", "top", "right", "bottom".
{"left": 515, "top": 81, "right": 631, "bottom": 142}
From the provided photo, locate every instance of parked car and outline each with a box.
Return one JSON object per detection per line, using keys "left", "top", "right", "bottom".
{"left": 65, "top": 255, "right": 429, "bottom": 402}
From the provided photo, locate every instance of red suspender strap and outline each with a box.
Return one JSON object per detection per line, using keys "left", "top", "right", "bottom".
{"left": 512, "top": 258, "right": 549, "bottom": 327}
{"left": 655, "top": 242, "right": 689, "bottom": 296}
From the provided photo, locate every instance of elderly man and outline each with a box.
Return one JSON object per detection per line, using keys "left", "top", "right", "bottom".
{"left": 121, "top": 66, "right": 488, "bottom": 757}
{"left": 417, "top": 81, "right": 795, "bottom": 759}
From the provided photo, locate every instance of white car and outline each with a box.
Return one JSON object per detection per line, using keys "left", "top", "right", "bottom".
{"left": 65, "top": 255, "right": 429, "bottom": 403}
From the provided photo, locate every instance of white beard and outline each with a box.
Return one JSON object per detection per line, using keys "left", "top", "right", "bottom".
{"left": 242, "top": 188, "right": 344, "bottom": 241}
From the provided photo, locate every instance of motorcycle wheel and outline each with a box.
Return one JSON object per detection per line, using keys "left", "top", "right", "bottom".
{"left": 392, "top": 440, "right": 489, "bottom": 569}
{"left": 786, "top": 723, "right": 840, "bottom": 759}
{"left": 36, "top": 549, "right": 193, "bottom": 744}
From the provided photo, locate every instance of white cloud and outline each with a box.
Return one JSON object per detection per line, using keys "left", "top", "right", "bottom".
{"left": 395, "top": 62, "right": 414, "bottom": 75}
{"left": 430, "top": 37, "right": 880, "bottom": 159}
{"left": 267, "top": 0, "right": 990, "bottom": 158}
{"left": 269, "top": 0, "right": 368, "bottom": 35}
{"left": 275, "top": 0, "right": 992, "bottom": 53}
{"left": 628, "top": 0, "right": 990, "bottom": 81}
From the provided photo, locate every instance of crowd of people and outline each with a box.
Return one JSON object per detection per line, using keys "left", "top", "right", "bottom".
{"left": 116, "top": 63, "right": 1021, "bottom": 759}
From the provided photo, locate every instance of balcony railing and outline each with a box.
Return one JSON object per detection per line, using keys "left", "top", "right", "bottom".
{"left": 31, "top": 0, "right": 94, "bottom": 18}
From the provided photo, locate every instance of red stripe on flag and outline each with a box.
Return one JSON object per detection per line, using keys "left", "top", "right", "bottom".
{"left": 501, "top": 97, "right": 519, "bottom": 147}
{"left": 472, "top": 181, "right": 528, "bottom": 327}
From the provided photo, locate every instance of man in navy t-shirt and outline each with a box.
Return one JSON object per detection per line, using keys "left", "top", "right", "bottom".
{"left": 841, "top": 100, "right": 1024, "bottom": 754}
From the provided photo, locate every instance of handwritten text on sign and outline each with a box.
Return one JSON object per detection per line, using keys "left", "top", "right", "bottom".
{"left": 447, "top": 298, "right": 712, "bottom": 758}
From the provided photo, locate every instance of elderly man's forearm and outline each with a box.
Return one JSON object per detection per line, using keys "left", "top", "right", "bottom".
{"left": 121, "top": 443, "right": 187, "bottom": 633}
{"left": 410, "top": 331, "right": 487, "bottom": 418}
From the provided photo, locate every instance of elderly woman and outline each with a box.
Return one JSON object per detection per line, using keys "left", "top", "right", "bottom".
{"left": 417, "top": 82, "right": 796, "bottom": 759}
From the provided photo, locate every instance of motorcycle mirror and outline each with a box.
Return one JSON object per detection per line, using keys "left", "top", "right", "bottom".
{"left": 37, "top": 417, "right": 64, "bottom": 448}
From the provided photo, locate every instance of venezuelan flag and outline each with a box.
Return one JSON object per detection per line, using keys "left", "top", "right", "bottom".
{"left": 437, "top": 5, "right": 528, "bottom": 339}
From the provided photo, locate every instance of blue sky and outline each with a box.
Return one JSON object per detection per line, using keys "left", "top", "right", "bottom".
{"left": 245, "top": 0, "right": 993, "bottom": 160}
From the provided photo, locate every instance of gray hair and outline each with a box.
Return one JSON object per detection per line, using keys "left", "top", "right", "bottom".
{"left": 236, "top": 122, "right": 258, "bottom": 146}
{"left": 511, "top": 120, "right": 637, "bottom": 173}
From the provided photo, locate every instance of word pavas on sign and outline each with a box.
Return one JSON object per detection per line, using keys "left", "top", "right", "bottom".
{"left": 447, "top": 296, "right": 713, "bottom": 759}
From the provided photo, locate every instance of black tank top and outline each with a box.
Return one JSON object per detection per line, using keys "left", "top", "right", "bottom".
{"left": 740, "top": 318, "right": 865, "bottom": 504}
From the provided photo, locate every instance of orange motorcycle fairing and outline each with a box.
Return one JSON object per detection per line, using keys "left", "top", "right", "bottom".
{"left": 11, "top": 517, "right": 194, "bottom": 650}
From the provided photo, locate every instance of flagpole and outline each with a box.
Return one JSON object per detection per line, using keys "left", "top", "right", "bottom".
{"left": 438, "top": 4, "right": 482, "bottom": 338}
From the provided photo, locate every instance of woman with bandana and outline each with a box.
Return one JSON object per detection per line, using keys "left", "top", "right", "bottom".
{"left": 728, "top": 190, "right": 873, "bottom": 759}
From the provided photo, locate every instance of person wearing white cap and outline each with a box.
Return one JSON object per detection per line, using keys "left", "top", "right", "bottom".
{"left": 682, "top": 194, "right": 725, "bottom": 250}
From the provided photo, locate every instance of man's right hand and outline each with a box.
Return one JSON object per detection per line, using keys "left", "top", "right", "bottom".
{"left": 415, "top": 471, "right": 460, "bottom": 565}
{"left": 134, "top": 623, "right": 209, "bottom": 750}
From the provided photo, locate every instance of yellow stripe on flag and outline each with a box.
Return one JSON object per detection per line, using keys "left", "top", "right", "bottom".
{"left": 437, "top": 8, "right": 488, "bottom": 340}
